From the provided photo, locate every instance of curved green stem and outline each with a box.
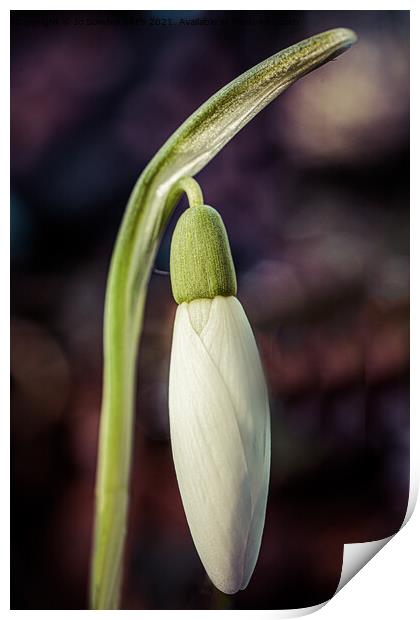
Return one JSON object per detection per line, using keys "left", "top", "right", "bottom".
{"left": 167, "top": 176, "right": 204, "bottom": 210}
{"left": 89, "top": 176, "right": 203, "bottom": 610}
{"left": 90, "top": 27, "right": 357, "bottom": 610}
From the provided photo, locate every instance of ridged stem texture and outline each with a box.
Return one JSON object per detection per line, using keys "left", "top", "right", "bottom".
{"left": 90, "top": 27, "right": 357, "bottom": 609}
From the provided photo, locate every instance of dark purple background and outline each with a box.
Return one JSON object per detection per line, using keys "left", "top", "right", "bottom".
{"left": 11, "top": 10, "right": 409, "bottom": 610}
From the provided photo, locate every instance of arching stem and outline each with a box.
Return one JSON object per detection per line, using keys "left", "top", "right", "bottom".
{"left": 167, "top": 176, "right": 204, "bottom": 210}
{"left": 90, "top": 176, "right": 204, "bottom": 610}
{"left": 89, "top": 27, "right": 357, "bottom": 610}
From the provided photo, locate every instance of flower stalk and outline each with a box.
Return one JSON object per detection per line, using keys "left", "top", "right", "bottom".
{"left": 90, "top": 28, "right": 357, "bottom": 609}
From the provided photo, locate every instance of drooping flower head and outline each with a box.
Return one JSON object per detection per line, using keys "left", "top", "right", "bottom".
{"left": 169, "top": 202, "right": 271, "bottom": 594}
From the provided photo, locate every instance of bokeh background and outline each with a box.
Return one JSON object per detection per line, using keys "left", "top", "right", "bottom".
{"left": 11, "top": 10, "right": 409, "bottom": 610}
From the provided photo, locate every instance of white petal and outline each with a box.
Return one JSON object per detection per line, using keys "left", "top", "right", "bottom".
{"left": 201, "top": 296, "right": 270, "bottom": 487}
{"left": 200, "top": 296, "right": 270, "bottom": 585}
{"left": 168, "top": 297, "right": 270, "bottom": 593}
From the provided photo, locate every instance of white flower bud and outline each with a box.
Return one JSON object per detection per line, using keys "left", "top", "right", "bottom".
{"left": 169, "top": 295, "right": 271, "bottom": 594}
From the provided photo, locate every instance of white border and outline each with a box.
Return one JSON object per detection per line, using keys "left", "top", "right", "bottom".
{"left": 4, "top": 4, "right": 416, "bottom": 617}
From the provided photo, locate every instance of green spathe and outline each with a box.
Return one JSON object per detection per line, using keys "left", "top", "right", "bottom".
{"left": 91, "top": 28, "right": 357, "bottom": 609}
{"left": 170, "top": 205, "right": 237, "bottom": 304}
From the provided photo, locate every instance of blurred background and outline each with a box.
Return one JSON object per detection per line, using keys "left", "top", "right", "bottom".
{"left": 11, "top": 10, "right": 409, "bottom": 610}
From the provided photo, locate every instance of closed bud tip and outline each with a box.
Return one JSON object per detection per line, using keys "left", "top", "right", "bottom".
{"left": 170, "top": 205, "right": 237, "bottom": 304}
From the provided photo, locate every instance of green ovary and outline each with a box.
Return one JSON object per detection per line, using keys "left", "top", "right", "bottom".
{"left": 170, "top": 205, "right": 237, "bottom": 304}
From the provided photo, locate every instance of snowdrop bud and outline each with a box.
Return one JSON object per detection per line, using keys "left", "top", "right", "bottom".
{"left": 169, "top": 203, "right": 271, "bottom": 594}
